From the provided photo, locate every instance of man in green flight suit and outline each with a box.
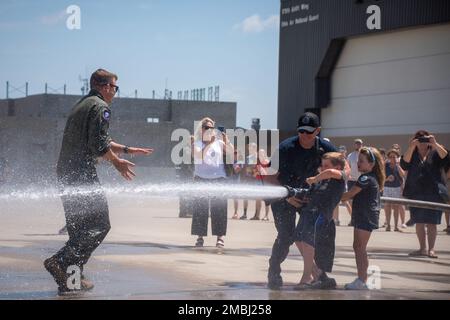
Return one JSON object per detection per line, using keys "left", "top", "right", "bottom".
{"left": 44, "top": 69, "right": 153, "bottom": 295}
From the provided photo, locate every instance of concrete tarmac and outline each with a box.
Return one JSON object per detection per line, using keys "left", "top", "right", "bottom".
{"left": 1, "top": 195, "right": 449, "bottom": 300}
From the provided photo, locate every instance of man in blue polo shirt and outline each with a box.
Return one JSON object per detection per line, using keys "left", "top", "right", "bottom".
{"left": 266, "top": 112, "right": 338, "bottom": 290}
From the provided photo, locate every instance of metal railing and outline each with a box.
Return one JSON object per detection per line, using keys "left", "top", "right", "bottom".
{"left": 381, "top": 197, "right": 450, "bottom": 211}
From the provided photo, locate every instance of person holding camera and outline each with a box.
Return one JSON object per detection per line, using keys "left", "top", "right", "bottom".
{"left": 401, "top": 130, "right": 449, "bottom": 258}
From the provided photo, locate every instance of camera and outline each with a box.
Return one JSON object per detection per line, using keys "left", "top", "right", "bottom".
{"left": 418, "top": 136, "right": 430, "bottom": 143}
{"left": 217, "top": 126, "right": 225, "bottom": 133}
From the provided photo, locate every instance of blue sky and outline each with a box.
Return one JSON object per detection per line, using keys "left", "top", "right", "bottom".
{"left": 0, "top": 0, "right": 281, "bottom": 128}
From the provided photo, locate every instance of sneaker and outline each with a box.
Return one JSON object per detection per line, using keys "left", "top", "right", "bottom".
{"left": 216, "top": 238, "right": 224, "bottom": 248}
{"left": 239, "top": 214, "right": 247, "bottom": 220}
{"left": 401, "top": 224, "right": 407, "bottom": 229}
{"left": 344, "top": 278, "right": 368, "bottom": 290}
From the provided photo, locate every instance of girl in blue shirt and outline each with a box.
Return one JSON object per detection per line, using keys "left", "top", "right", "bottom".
{"left": 341, "top": 147, "right": 385, "bottom": 290}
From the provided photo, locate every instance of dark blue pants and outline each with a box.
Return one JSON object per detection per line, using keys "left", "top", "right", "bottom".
{"left": 268, "top": 199, "right": 297, "bottom": 278}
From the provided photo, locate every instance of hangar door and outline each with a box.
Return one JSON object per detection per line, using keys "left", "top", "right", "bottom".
{"left": 321, "top": 23, "right": 450, "bottom": 138}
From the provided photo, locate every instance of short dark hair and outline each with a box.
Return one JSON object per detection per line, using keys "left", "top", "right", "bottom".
{"left": 90, "top": 69, "right": 118, "bottom": 90}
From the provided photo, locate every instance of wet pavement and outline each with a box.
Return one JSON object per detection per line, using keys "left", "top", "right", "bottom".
{"left": 1, "top": 196, "right": 449, "bottom": 300}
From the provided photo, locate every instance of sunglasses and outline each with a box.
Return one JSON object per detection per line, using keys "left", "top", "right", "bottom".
{"left": 108, "top": 84, "right": 119, "bottom": 93}
{"left": 298, "top": 129, "right": 315, "bottom": 134}
{"left": 202, "top": 126, "right": 215, "bottom": 130}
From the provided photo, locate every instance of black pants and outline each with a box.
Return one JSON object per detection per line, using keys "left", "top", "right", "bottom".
{"left": 268, "top": 199, "right": 297, "bottom": 278}
{"left": 179, "top": 197, "right": 194, "bottom": 217}
{"left": 191, "top": 177, "right": 228, "bottom": 237}
{"left": 52, "top": 186, "right": 111, "bottom": 272}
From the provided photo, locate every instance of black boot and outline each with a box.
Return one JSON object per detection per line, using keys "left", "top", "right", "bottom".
{"left": 267, "top": 263, "right": 283, "bottom": 290}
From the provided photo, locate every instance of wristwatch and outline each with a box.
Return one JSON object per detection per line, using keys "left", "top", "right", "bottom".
{"left": 123, "top": 146, "right": 129, "bottom": 154}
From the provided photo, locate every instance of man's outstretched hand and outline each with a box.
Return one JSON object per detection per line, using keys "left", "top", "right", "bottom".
{"left": 128, "top": 147, "right": 153, "bottom": 156}
{"left": 112, "top": 158, "right": 136, "bottom": 181}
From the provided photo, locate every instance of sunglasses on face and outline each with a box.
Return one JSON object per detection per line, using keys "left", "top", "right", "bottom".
{"left": 298, "top": 129, "right": 315, "bottom": 134}
{"left": 202, "top": 126, "right": 215, "bottom": 130}
{"left": 108, "top": 84, "right": 119, "bottom": 93}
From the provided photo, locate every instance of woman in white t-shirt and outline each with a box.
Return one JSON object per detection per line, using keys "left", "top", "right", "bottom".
{"left": 191, "top": 117, "right": 234, "bottom": 248}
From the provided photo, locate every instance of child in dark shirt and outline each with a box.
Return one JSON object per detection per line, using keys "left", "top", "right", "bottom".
{"left": 341, "top": 147, "right": 385, "bottom": 290}
{"left": 290, "top": 152, "right": 346, "bottom": 290}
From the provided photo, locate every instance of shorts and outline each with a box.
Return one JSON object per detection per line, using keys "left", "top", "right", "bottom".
{"left": 294, "top": 211, "right": 319, "bottom": 246}
{"left": 352, "top": 211, "right": 379, "bottom": 232}
{"left": 383, "top": 186, "right": 402, "bottom": 198}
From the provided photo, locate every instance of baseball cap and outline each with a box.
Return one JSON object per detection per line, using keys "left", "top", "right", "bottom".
{"left": 354, "top": 139, "right": 363, "bottom": 144}
{"left": 297, "top": 112, "right": 320, "bottom": 133}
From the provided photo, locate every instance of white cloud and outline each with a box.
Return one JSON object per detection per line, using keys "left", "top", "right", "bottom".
{"left": 234, "top": 14, "right": 279, "bottom": 34}
{"left": 39, "top": 10, "right": 66, "bottom": 26}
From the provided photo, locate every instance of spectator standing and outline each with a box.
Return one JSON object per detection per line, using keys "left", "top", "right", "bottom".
{"left": 383, "top": 149, "right": 406, "bottom": 231}
{"left": 401, "top": 130, "right": 449, "bottom": 258}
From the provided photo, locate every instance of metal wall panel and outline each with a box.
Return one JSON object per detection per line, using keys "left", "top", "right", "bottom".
{"left": 278, "top": 0, "right": 450, "bottom": 132}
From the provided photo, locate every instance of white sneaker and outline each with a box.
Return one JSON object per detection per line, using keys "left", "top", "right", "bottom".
{"left": 344, "top": 278, "right": 369, "bottom": 290}
{"left": 401, "top": 224, "right": 407, "bottom": 229}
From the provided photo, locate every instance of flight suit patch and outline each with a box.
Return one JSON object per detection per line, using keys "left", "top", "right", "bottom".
{"left": 103, "top": 110, "right": 111, "bottom": 121}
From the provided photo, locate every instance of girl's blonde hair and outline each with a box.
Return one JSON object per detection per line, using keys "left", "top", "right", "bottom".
{"left": 359, "top": 147, "right": 386, "bottom": 190}
{"left": 194, "top": 117, "right": 215, "bottom": 141}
